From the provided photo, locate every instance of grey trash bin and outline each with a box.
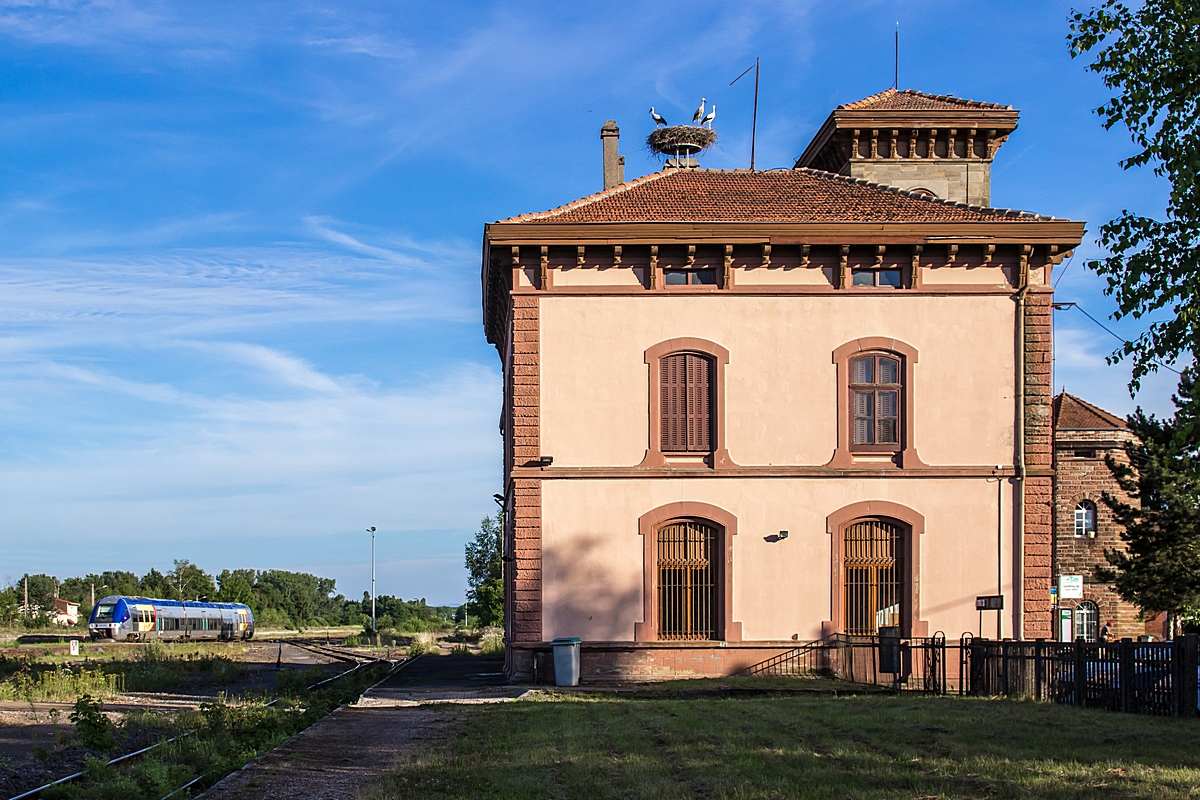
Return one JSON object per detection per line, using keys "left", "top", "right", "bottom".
{"left": 551, "top": 637, "right": 581, "bottom": 686}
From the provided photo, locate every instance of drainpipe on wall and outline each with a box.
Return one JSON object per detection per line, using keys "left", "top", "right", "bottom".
{"left": 1013, "top": 254, "right": 1030, "bottom": 640}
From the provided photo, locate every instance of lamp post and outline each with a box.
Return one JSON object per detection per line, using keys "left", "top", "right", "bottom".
{"left": 367, "top": 527, "right": 376, "bottom": 634}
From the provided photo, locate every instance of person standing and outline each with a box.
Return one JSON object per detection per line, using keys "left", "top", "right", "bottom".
{"left": 1099, "top": 620, "right": 1115, "bottom": 643}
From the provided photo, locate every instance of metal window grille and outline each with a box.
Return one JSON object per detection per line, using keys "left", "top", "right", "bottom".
{"left": 844, "top": 519, "right": 903, "bottom": 636}
{"left": 657, "top": 520, "right": 717, "bottom": 640}
{"left": 850, "top": 355, "right": 901, "bottom": 445}
{"left": 661, "top": 353, "right": 713, "bottom": 452}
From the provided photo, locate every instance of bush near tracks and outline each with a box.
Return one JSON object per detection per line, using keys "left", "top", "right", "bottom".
{"left": 0, "top": 642, "right": 243, "bottom": 701}
{"left": 38, "top": 661, "right": 391, "bottom": 800}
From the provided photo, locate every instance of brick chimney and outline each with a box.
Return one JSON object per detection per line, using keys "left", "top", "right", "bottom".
{"left": 601, "top": 120, "right": 625, "bottom": 189}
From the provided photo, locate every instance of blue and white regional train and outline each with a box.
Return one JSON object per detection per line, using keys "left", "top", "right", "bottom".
{"left": 88, "top": 596, "right": 254, "bottom": 642}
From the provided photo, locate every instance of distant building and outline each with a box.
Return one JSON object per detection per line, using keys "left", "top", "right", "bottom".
{"left": 1052, "top": 393, "right": 1163, "bottom": 641}
{"left": 482, "top": 89, "right": 1086, "bottom": 681}
{"left": 54, "top": 598, "right": 80, "bottom": 626}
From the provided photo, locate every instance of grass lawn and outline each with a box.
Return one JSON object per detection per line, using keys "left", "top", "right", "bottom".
{"left": 360, "top": 690, "right": 1200, "bottom": 799}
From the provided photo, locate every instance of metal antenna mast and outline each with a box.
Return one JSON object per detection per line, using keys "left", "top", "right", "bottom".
{"left": 730, "top": 57, "right": 760, "bottom": 170}
{"left": 894, "top": 22, "right": 899, "bottom": 89}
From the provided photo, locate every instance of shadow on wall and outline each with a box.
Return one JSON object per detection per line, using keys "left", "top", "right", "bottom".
{"left": 542, "top": 533, "right": 642, "bottom": 641}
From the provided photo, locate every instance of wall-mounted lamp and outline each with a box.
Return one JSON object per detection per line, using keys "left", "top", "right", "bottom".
{"left": 537, "top": 455, "right": 554, "bottom": 467}
{"left": 778, "top": 530, "right": 789, "bottom": 540}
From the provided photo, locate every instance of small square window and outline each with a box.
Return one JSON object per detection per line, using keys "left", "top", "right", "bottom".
{"left": 1074, "top": 449, "right": 1096, "bottom": 459}
{"left": 664, "top": 269, "right": 716, "bottom": 286}
{"left": 850, "top": 268, "right": 903, "bottom": 288}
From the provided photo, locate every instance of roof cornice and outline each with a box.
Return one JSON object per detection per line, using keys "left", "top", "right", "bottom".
{"left": 485, "top": 219, "right": 1086, "bottom": 246}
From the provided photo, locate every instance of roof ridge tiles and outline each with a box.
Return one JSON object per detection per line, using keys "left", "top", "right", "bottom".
{"left": 791, "top": 166, "right": 1052, "bottom": 220}
{"left": 497, "top": 169, "right": 674, "bottom": 223}
{"left": 495, "top": 165, "right": 1063, "bottom": 225}
{"left": 839, "top": 87, "right": 1012, "bottom": 112}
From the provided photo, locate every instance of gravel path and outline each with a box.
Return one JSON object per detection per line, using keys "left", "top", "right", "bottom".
{"left": 197, "top": 706, "right": 448, "bottom": 800}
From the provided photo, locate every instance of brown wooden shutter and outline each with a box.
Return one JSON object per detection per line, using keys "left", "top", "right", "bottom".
{"left": 661, "top": 354, "right": 686, "bottom": 451}
{"left": 688, "top": 354, "right": 712, "bottom": 451}
{"left": 661, "top": 353, "right": 714, "bottom": 453}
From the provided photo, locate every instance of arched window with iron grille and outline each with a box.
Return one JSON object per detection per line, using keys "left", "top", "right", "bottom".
{"left": 1074, "top": 600, "right": 1100, "bottom": 642}
{"left": 656, "top": 519, "right": 717, "bottom": 640}
{"left": 843, "top": 518, "right": 904, "bottom": 636}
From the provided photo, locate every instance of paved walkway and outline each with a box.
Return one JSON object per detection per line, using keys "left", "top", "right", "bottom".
{"left": 198, "top": 654, "right": 515, "bottom": 799}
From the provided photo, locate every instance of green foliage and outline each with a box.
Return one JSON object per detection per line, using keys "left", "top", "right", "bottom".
{"left": 0, "top": 660, "right": 123, "bottom": 702}
{"left": 465, "top": 512, "right": 504, "bottom": 628}
{"left": 1099, "top": 367, "right": 1200, "bottom": 619}
{"left": 478, "top": 627, "right": 505, "bottom": 656}
{"left": 449, "top": 644, "right": 473, "bottom": 656}
{"left": 70, "top": 695, "right": 114, "bottom": 751}
{"left": 5, "top": 562, "right": 458, "bottom": 632}
{"left": 1068, "top": 2, "right": 1200, "bottom": 386}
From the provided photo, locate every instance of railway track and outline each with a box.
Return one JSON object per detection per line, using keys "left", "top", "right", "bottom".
{"left": 5, "top": 655, "right": 401, "bottom": 800}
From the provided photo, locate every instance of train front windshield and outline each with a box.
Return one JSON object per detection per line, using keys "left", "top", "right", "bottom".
{"left": 93, "top": 604, "right": 115, "bottom": 623}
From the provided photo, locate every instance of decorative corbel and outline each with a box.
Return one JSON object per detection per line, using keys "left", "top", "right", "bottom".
{"left": 761, "top": 243, "right": 772, "bottom": 268}
{"left": 800, "top": 244, "right": 811, "bottom": 268}
{"left": 539, "top": 245, "right": 548, "bottom": 290}
{"left": 911, "top": 245, "right": 923, "bottom": 290}
{"left": 948, "top": 129, "right": 958, "bottom": 158}
{"left": 851, "top": 129, "right": 861, "bottom": 160}
{"left": 724, "top": 244, "right": 733, "bottom": 289}
{"left": 869, "top": 129, "right": 879, "bottom": 159}
{"left": 1018, "top": 244, "right": 1033, "bottom": 287}
{"left": 838, "top": 245, "right": 850, "bottom": 289}
{"left": 968, "top": 129, "right": 978, "bottom": 159}
{"left": 985, "top": 129, "right": 998, "bottom": 159}
{"left": 511, "top": 246, "right": 522, "bottom": 290}
{"left": 928, "top": 129, "right": 939, "bottom": 159}
{"left": 873, "top": 245, "right": 886, "bottom": 267}
{"left": 890, "top": 130, "right": 900, "bottom": 159}
{"left": 576, "top": 245, "right": 586, "bottom": 267}
{"left": 511, "top": 246, "right": 520, "bottom": 266}
{"left": 909, "top": 130, "right": 918, "bottom": 159}
{"left": 649, "top": 245, "right": 659, "bottom": 289}
{"left": 946, "top": 244, "right": 958, "bottom": 264}
{"left": 686, "top": 244, "right": 696, "bottom": 266}
{"left": 983, "top": 244, "right": 995, "bottom": 264}
{"left": 612, "top": 245, "right": 622, "bottom": 266}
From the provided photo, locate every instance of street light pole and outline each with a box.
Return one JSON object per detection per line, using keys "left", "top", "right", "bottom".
{"left": 367, "top": 527, "right": 376, "bottom": 634}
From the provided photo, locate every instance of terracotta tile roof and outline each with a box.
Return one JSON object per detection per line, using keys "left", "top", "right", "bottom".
{"left": 840, "top": 88, "right": 1012, "bottom": 112}
{"left": 499, "top": 168, "right": 1052, "bottom": 224}
{"left": 1054, "top": 392, "right": 1128, "bottom": 430}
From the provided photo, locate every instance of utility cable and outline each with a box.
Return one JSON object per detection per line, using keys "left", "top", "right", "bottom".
{"left": 1054, "top": 301, "right": 1182, "bottom": 375}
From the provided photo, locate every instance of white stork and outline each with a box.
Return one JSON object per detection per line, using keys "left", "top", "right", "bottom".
{"left": 649, "top": 107, "right": 668, "bottom": 127}
{"left": 701, "top": 104, "right": 716, "bottom": 128}
{"left": 692, "top": 98, "right": 706, "bottom": 125}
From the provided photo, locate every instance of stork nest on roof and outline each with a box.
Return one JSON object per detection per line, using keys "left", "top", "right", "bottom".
{"left": 647, "top": 125, "right": 717, "bottom": 155}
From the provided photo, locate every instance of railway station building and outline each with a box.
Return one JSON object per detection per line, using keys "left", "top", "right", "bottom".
{"left": 481, "top": 89, "right": 1092, "bottom": 682}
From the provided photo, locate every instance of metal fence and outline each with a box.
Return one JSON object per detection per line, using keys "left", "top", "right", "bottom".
{"left": 744, "top": 632, "right": 1200, "bottom": 718}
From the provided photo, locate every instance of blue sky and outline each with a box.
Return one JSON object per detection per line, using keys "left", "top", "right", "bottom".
{"left": 0, "top": 1, "right": 1179, "bottom": 605}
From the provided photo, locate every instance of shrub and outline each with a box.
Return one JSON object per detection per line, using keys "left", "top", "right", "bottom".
{"left": 449, "top": 644, "right": 473, "bottom": 656}
{"left": 479, "top": 627, "right": 504, "bottom": 656}
{"left": 70, "top": 694, "right": 114, "bottom": 751}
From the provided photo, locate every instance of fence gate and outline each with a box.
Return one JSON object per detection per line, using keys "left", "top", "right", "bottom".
{"left": 844, "top": 519, "right": 902, "bottom": 636}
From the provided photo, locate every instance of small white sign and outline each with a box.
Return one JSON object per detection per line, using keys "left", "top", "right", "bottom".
{"left": 1059, "top": 574, "right": 1084, "bottom": 599}
{"left": 69, "top": 640, "right": 79, "bottom": 656}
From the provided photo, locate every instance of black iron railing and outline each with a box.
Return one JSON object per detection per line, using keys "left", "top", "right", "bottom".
{"left": 742, "top": 632, "right": 1200, "bottom": 717}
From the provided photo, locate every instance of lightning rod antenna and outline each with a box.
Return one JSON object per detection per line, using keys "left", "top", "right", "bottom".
{"left": 894, "top": 22, "right": 899, "bottom": 89}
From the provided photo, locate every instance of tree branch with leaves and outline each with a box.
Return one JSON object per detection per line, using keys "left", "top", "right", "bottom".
{"left": 1068, "top": 1, "right": 1200, "bottom": 387}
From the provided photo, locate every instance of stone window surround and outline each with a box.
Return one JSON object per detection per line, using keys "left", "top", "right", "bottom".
{"left": 822, "top": 500, "right": 929, "bottom": 638}
{"left": 639, "top": 338, "right": 733, "bottom": 469}
{"left": 634, "top": 501, "right": 741, "bottom": 643}
{"left": 827, "top": 337, "right": 925, "bottom": 469}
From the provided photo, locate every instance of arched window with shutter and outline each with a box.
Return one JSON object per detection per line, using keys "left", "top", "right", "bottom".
{"left": 641, "top": 339, "right": 731, "bottom": 469}
{"left": 661, "top": 352, "right": 713, "bottom": 452}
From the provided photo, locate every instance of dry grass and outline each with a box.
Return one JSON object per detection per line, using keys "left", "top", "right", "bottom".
{"left": 359, "top": 691, "right": 1200, "bottom": 799}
